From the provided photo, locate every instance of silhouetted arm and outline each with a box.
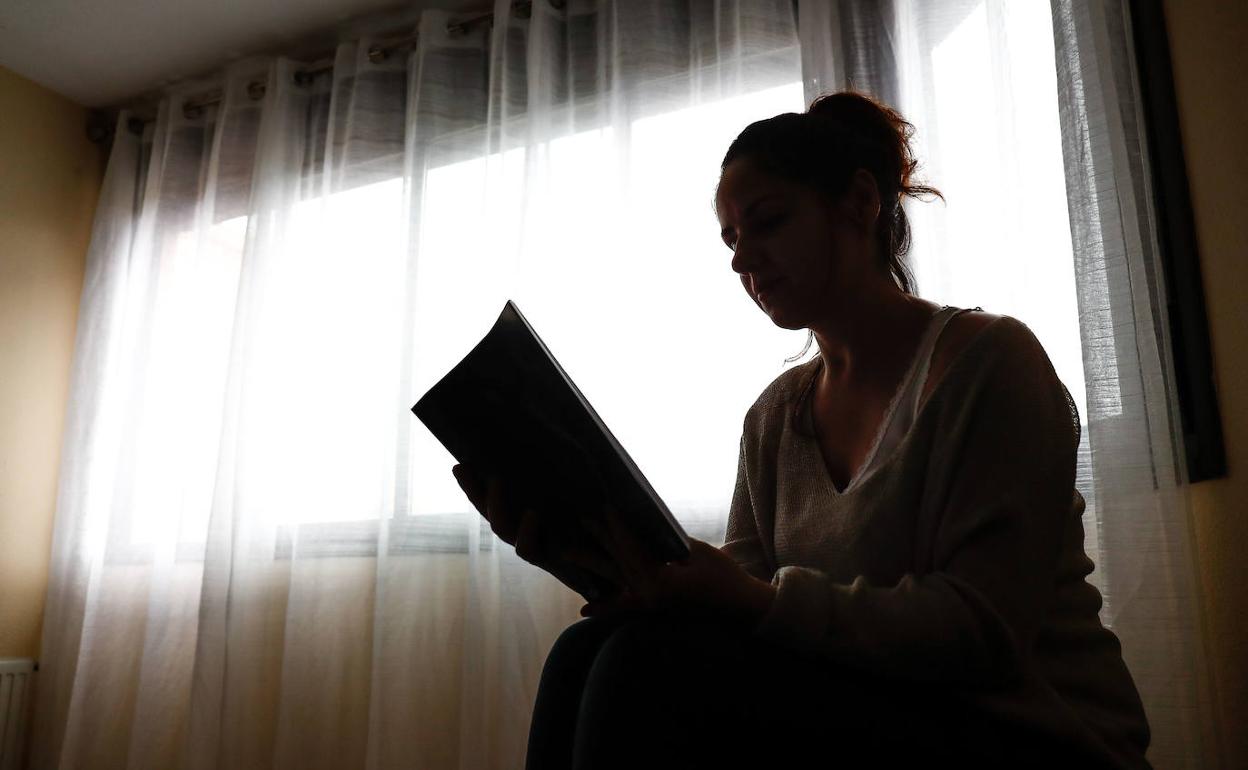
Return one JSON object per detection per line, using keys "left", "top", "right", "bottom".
{"left": 720, "top": 433, "right": 774, "bottom": 583}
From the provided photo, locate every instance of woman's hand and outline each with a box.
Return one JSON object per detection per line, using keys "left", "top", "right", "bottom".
{"left": 452, "top": 464, "right": 626, "bottom": 586}
{"left": 453, "top": 462, "right": 775, "bottom": 628}
{"left": 579, "top": 502, "right": 777, "bottom": 629}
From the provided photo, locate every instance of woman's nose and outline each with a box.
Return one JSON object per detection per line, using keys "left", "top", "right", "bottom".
{"left": 730, "top": 238, "right": 759, "bottom": 275}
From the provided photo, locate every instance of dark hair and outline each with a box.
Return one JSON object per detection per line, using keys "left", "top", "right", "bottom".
{"left": 719, "top": 91, "right": 942, "bottom": 363}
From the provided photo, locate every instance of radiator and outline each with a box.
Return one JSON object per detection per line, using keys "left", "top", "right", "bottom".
{"left": 0, "top": 660, "right": 34, "bottom": 770}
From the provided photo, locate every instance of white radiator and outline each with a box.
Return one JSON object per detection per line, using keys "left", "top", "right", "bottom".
{"left": 0, "top": 660, "right": 34, "bottom": 770}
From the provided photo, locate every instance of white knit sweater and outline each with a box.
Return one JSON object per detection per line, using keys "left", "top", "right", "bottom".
{"left": 721, "top": 313, "right": 1151, "bottom": 768}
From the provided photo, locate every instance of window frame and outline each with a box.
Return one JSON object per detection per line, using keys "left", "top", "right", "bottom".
{"left": 1128, "top": 0, "right": 1226, "bottom": 482}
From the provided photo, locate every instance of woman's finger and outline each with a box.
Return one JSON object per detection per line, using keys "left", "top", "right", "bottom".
{"left": 513, "top": 509, "right": 544, "bottom": 564}
{"left": 580, "top": 589, "right": 645, "bottom": 618}
{"left": 581, "top": 517, "right": 615, "bottom": 564}
{"left": 583, "top": 516, "right": 638, "bottom": 588}
{"left": 452, "top": 464, "right": 486, "bottom": 515}
{"left": 561, "top": 538, "right": 626, "bottom": 586}
{"left": 604, "top": 504, "right": 651, "bottom": 569}
{"left": 597, "top": 504, "right": 656, "bottom": 594}
{"left": 485, "top": 475, "right": 521, "bottom": 543}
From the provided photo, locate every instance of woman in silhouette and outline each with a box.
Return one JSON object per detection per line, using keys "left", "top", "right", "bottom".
{"left": 454, "top": 91, "right": 1151, "bottom": 769}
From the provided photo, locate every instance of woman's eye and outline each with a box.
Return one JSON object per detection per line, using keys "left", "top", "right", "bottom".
{"left": 755, "top": 213, "right": 784, "bottom": 231}
{"left": 725, "top": 213, "right": 785, "bottom": 251}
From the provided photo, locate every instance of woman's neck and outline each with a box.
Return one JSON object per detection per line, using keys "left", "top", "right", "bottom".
{"left": 810, "top": 288, "right": 941, "bottom": 394}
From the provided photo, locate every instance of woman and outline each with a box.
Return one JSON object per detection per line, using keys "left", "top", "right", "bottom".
{"left": 452, "top": 92, "right": 1151, "bottom": 769}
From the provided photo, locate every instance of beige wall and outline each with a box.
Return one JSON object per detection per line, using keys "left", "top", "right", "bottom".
{"left": 0, "top": 66, "right": 102, "bottom": 658}
{"left": 1162, "top": 1, "right": 1248, "bottom": 767}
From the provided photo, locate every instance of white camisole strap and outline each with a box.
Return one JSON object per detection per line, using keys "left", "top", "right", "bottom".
{"left": 843, "top": 304, "right": 974, "bottom": 492}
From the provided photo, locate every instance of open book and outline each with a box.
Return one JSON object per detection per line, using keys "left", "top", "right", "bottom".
{"left": 411, "top": 300, "right": 691, "bottom": 603}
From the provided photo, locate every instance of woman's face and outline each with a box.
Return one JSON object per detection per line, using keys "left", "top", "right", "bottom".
{"left": 715, "top": 157, "right": 879, "bottom": 330}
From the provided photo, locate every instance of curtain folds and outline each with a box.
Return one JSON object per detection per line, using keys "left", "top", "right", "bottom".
{"left": 33, "top": 3, "right": 804, "bottom": 768}
{"left": 1048, "top": 1, "right": 1219, "bottom": 765}
{"left": 32, "top": 1, "right": 1214, "bottom": 768}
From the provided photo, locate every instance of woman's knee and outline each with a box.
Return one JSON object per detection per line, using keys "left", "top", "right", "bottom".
{"left": 569, "top": 615, "right": 759, "bottom": 769}
{"left": 591, "top": 613, "right": 773, "bottom": 683}
{"left": 545, "top": 613, "right": 644, "bottom": 668}
{"left": 583, "top": 618, "right": 747, "bottom": 711}
{"left": 536, "top": 613, "right": 654, "bottom": 701}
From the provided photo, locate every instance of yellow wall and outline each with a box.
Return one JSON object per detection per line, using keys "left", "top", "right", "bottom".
{"left": 1162, "top": 1, "right": 1248, "bottom": 767}
{"left": 0, "top": 66, "right": 102, "bottom": 658}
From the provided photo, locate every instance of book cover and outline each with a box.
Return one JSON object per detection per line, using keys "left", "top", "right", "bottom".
{"left": 412, "top": 300, "right": 691, "bottom": 602}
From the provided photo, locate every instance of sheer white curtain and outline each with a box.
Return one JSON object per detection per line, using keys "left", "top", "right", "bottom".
{"left": 32, "top": 0, "right": 1214, "bottom": 768}
{"left": 32, "top": 3, "right": 802, "bottom": 768}
{"left": 1049, "top": 2, "right": 1219, "bottom": 765}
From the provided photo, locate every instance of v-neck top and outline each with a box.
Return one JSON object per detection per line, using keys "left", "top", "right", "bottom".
{"left": 721, "top": 310, "right": 1150, "bottom": 768}
{"left": 794, "top": 305, "right": 972, "bottom": 495}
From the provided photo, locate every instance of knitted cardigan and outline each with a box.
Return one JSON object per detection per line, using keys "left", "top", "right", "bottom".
{"left": 722, "top": 314, "right": 1151, "bottom": 768}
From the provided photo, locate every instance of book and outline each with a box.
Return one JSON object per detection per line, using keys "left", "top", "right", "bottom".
{"left": 411, "top": 300, "right": 691, "bottom": 603}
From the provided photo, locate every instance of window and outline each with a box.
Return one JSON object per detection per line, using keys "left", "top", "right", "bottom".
{"left": 106, "top": 2, "right": 1094, "bottom": 558}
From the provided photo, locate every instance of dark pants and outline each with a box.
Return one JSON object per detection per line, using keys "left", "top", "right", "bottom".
{"left": 524, "top": 610, "right": 1115, "bottom": 770}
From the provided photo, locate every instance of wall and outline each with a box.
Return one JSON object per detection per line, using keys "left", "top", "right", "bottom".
{"left": 0, "top": 66, "right": 102, "bottom": 658}
{"left": 1161, "top": 1, "right": 1248, "bottom": 767}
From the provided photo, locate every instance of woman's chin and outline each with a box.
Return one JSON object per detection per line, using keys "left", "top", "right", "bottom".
{"left": 755, "top": 293, "right": 808, "bottom": 331}
{"left": 763, "top": 306, "right": 807, "bottom": 331}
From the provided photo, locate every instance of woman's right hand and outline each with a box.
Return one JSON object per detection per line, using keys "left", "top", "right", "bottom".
{"left": 451, "top": 463, "right": 624, "bottom": 585}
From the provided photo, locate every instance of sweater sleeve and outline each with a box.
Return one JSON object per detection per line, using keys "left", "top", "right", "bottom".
{"left": 720, "top": 434, "right": 773, "bottom": 583}
{"left": 753, "top": 320, "right": 1082, "bottom": 688}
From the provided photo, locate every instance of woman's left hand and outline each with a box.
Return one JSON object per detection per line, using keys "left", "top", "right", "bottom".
{"left": 579, "top": 503, "right": 776, "bottom": 629}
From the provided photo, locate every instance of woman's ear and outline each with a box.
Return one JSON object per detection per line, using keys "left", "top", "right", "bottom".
{"left": 844, "top": 169, "right": 881, "bottom": 233}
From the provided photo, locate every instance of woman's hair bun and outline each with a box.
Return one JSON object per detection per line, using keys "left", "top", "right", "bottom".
{"left": 720, "top": 90, "right": 942, "bottom": 296}
{"left": 804, "top": 91, "right": 931, "bottom": 204}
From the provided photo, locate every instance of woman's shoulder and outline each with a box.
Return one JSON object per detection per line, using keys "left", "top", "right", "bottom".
{"left": 940, "top": 306, "right": 1006, "bottom": 348}
{"left": 920, "top": 309, "right": 1049, "bottom": 408}
{"left": 929, "top": 308, "right": 1005, "bottom": 378}
{"left": 936, "top": 307, "right": 1053, "bottom": 372}
{"left": 740, "top": 309, "right": 1050, "bottom": 435}
{"left": 928, "top": 308, "right": 1082, "bottom": 448}
{"left": 741, "top": 357, "right": 820, "bottom": 428}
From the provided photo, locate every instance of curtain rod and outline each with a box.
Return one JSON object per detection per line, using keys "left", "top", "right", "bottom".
{"left": 119, "top": 0, "right": 559, "bottom": 134}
